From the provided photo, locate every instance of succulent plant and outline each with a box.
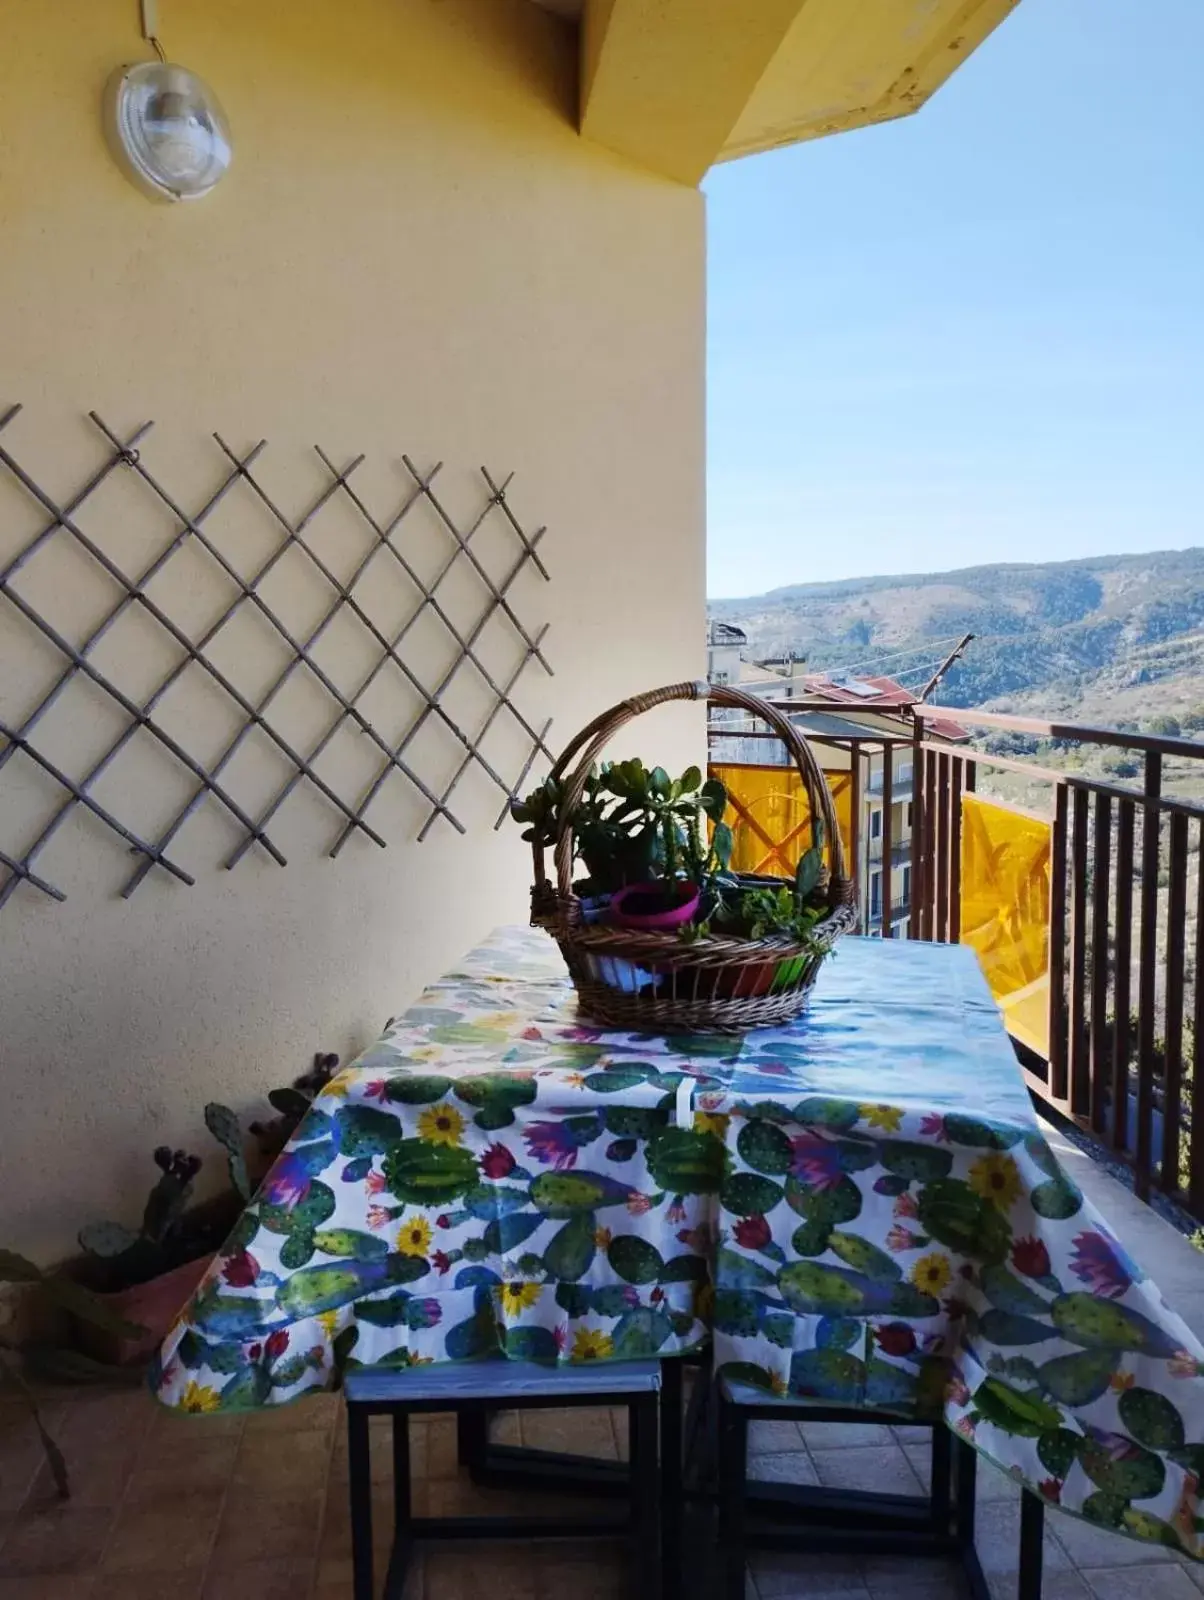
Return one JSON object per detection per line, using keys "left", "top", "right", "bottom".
{"left": 78, "top": 1147, "right": 202, "bottom": 1263}
{"left": 204, "top": 1104, "right": 251, "bottom": 1202}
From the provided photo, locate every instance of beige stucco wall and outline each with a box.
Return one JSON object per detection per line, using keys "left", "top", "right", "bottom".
{"left": 0, "top": 0, "right": 705, "bottom": 1260}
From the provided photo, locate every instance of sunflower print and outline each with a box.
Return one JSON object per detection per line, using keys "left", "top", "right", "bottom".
{"left": 418, "top": 1103, "right": 466, "bottom": 1147}
{"left": 498, "top": 1280, "right": 543, "bottom": 1315}
{"left": 397, "top": 1215, "right": 433, "bottom": 1257}
{"left": 910, "top": 1251, "right": 953, "bottom": 1296}
{"left": 572, "top": 1327, "right": 614, "bottom": 1361}
{"left": 967, "top": 1152, "right": 1022, "bottom": 1211}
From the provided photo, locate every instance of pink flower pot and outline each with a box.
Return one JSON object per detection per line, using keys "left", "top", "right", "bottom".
{"left": 74, "top": 1254, "right": 214, "bottom": 1368}
{"left": 609, "top": 883, "right": 700, "bottom": 932}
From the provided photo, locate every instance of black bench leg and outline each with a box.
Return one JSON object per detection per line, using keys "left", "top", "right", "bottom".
{"left": 1019, "top": 1489, "right": 1044, "bottom": 1600}
{"left": 931, "top": 1420, "right": 953, "bottom": 1531}
{"left": 717, "top": 1393, "right": 748, "bottom": 1600}
{"left": 955, "top": 1430, "right": 977, "bottom": 1553}
{"left": 660, "top": 1359, "right": 683, "bottom": 1600}
{"left": 457, "top": 1405, "right": 489, "bottom": 1475}
{"left": 349, "top": 1405, "right": 375, "bottom": 1600}
{"left": 630, "top": 1392, "right": 662, "bottom": 1600}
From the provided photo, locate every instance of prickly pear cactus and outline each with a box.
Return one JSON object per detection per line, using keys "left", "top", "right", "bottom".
{"left": 1118, "top": 1389, "right": 1186, "bottom": 1453}
{"left": 383, "top": 1139, "right": 478, "bottom": 1205}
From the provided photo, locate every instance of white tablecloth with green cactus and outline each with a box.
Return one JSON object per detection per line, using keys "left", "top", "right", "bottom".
{"left": 154, "top": 926, "right": 1204, "bottom": 1560}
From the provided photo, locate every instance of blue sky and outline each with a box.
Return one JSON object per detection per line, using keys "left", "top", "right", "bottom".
{"left": 705, "top": 0, "right": 1204, "bottom": 598}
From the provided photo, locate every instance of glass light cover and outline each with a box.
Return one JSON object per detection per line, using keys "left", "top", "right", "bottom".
{"left": 104, "top": 62, "right": 232, "bottom": 202}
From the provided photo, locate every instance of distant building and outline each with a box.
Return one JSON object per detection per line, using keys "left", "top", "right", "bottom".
{"left": 706, "top": 620, "right": 748, "bottom": 685}
{"left": 706, "top": 635, "right": 967, "bottom": 937}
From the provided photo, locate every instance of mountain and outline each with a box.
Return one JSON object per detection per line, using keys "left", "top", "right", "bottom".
{"left": 709, "top": 549, "right": 1204, "bottom": 719}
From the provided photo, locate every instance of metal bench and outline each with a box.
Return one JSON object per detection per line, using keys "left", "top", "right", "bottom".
{"left": 716, "top": 1377, "right": 1045, "bottom": 1600}
{"left": 344, "top": 1358, "right": 664, "bottom": 1600}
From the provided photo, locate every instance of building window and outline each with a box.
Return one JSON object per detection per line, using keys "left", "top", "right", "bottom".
{"left": 906, "top": 802, "right": 914, "bottom": 827}
{"left": 870, "top": 808, "right": 882, "bottom": 841}
{"left": 901, "top": 865, "right": 911, "bottom": 907}
{"left": 712, "top": 669, "right": 728, "bottom": 685}
{"left": 870, "top": 869, "right": 882, "bottom": 918}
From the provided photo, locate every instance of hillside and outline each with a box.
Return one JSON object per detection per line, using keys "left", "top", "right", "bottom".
{"left": 709, "top": 549, "right": 1204, "bottom": 717}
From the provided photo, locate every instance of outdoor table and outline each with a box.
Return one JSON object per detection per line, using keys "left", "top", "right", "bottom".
{"left": 155, "top": 925, "right": 1204, "bottom": 1565}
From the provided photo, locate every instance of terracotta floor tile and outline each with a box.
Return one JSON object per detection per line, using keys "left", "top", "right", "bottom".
{"left": 425, "top": 1417, "right": 460, "bottom": 1479}
{"left": 89, "top": 1570, "right": 205, "bottom": 1599}
{"left": 799, "top": 1421, "right": 896, "bottom": 1452}
{"left": 99, "top": 1494, "right": 222, "bottom": 1575}
{"left": 424, "top": 1547, "right": 538, "bottom": 1600}
{"left": 1079, "top": 1568, "right": 1201, "bottom": 1600}
{"left": 536, "top": 1544, "right": 628, "bottom": 1599}
{"left": 124, "top": 1436, "right": 241, "bottom": 1504}
{"left": 200, "top": 1557, "right": 316, "bottom": 1599}
{"left": 208, "top": 1492, "right": 324, "bottom": 1569}
{"left": 231, "top": 1427, "right": 333, "bottom": 1499}
{"left": 146, "top": 1409, "right": 244, "bottom": 1445}
{"left": 0, "top": 1505, "right": 113, "bottom": 1578}
{"left": 519, "top": 1408, "right": 617, "bottom": 1460}
{"left": 0, "top": 1579, "right": 97, "bottom": 1599}
{"left": 0, "top": 1410, "right": 66, "bottom": 1514}
{"left": 748, "top": 1551, "right": 868, "bottom": 1599}
{"left": 241, "top": 1392, "right": 341, "bottom": 1436}
{"left": 57, "top": 1392, "right": 155, "bottom": 1450}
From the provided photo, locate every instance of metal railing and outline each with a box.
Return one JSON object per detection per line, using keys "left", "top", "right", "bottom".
{"left": 710, "top": 701, "right": 1204, "bottom": 1223}
{"left": 910, "top": 705, "right": 1204, "bottom": 1220}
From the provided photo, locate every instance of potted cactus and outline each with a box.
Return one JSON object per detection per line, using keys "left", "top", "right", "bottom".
{"left": 73, "top": 1148, "right": 225, "bottom": 1365}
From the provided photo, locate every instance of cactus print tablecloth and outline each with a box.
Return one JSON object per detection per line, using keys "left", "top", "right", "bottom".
{"left": 155, "top": 926, "right": 1204, "bottom": 1559}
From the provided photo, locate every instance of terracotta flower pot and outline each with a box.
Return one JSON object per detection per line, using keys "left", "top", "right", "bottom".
{"left": 75, "top": 1253, "right": 214, "bottom": 1368}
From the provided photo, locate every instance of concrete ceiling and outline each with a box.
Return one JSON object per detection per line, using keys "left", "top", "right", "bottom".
{"left": 527, "top": 0, "right": 1020, "bottom": 185}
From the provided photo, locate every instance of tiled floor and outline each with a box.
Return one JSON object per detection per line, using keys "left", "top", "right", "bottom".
{"left": 3, "top": 1385, "right": 1203, "bottom": 1600}
{"left": 2, "top": 1123, "right": 1203, "bottom": 1598}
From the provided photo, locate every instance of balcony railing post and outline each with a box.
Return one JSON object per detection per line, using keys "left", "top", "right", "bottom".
{"left": 1048, "top": 783, "right": 1069, "bottom": 1103}
{"left": 935, "top": 751, "right": 950, "bottom": 943}
{"left": 1111, "top": 801, "right": 1135, "bottom": 1155}
{"left": 1135, "top": 752, "right": 1163, "bottom": 1200}
{"left": 1191, "top": 820, "right": 1204, "bottom": 1215}
{"left": 909, "top": 719, "right": 925, "bottom": 941}
{"left": 850, "top": 746, "right": 863, "bottom": 933}
{"left": 880, "top": 743, "right": 893, "bottom": 938}
{"left": 1069, "top": 785, "right": 1090, "bottom": 1117}
{"left": 1089, "top": 793, "right": 1112, "bottom": 1135}
{"left": 948, "top": 757, "right": 963, "bottom": 944}
{"left": 1163, "top": 812, "right": 1188, "bottom": 1199}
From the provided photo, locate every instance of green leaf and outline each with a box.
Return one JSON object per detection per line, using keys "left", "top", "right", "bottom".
{"left": 608, "top": 1235, "right": 665, "bottom": 1285}
{"left": 700, "top": 778, "right": 728, "bottom": 821}
{"left": 78, "top": 1221, "right": 140, "bottom": 1259}
{"left": 679, "top": 765, "right": 702, "bottom": 794}
{"left": 0, "top": 1251, "right": 43, "bottom": 1284}
{"left": 42, "top": 1274, "right": 147, "bottom": 1338}
{"left": 796, "top": 848, "right": 822, "bottom": 902}
{"left": 711, "top": 821, "right": 734, "bottom": 871}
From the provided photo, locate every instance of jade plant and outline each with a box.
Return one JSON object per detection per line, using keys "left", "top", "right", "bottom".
{"left": 512, "top": 761, "right": 729, "bottom": 899}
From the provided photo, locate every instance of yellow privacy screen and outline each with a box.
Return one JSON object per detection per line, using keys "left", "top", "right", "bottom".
{"left": 959, "top": 792, "right": 1052, "bottom": 1057}
{"left": 709, "top": 763, "right": 853, "bottom": 878}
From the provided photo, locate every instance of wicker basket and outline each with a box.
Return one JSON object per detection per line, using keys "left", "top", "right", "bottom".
{"left": 527, "top": 680, "right": 857, "bottom": 1032}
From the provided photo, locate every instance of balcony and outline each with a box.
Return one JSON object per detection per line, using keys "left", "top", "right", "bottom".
{"left": 709, "top": 702, "right": 1204, "bottom": 1227}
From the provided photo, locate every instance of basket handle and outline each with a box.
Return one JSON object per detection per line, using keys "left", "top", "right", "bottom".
{"left": 548, "top": 679, "right": 851, "bottom": 906}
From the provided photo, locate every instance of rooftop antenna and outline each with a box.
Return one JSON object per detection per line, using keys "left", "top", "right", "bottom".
{"left": 918, "top": 633, "right": 973, "bottom": 703}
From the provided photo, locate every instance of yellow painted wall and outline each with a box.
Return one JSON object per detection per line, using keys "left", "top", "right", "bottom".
{"left": 0, "top": 0, "right": 705, "bottom": 1259}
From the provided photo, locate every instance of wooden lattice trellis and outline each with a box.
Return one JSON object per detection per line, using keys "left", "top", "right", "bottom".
{"left": 0, "top": 406, "right": 553, "bottom": 912}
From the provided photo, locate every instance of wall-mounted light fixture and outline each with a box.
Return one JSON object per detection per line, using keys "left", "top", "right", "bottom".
{"left": 104, "top": 0, "right": 232, "bottom": 202}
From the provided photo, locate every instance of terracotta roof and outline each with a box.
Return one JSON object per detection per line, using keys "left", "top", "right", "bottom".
{"left": 801, "top": 673, "right": 969, "bottom": 742}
